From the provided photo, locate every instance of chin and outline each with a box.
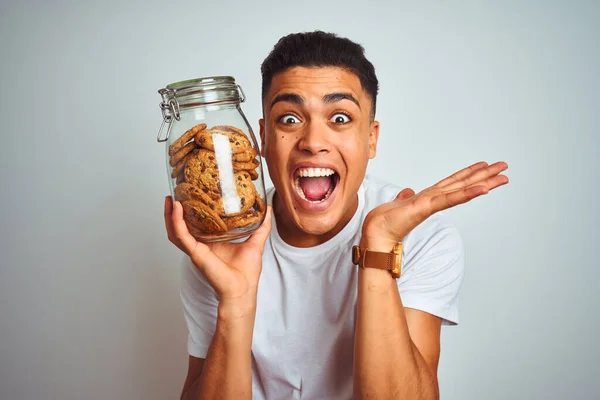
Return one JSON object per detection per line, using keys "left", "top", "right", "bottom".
{"left": 293, "top": 214, "right": 340, "bottom": 236}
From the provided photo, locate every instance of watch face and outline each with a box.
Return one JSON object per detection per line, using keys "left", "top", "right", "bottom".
{"left": 352, "top": 245, "right": 361, "bottom": 265}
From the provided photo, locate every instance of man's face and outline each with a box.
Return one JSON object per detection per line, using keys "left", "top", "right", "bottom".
{"left": 260, "top": 66, "right": 380, "bottom": 246}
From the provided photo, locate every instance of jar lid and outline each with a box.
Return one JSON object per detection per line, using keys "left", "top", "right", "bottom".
{"left": 159, "top": 76, "right": 245, "bottom": 108}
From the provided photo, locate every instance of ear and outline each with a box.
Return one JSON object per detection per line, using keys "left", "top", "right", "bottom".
{"left": 368, "top": 120, "right": 380, "bottom": 159}
{"left": 259, "top": 118, "right": 266, "bottom": 157}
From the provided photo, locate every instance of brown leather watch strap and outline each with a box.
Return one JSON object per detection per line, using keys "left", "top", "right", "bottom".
{"left": 352, "top": 244, "right": 403, "bottom": 278}
{"left": 362, "top": 250, "right": 395, "bottom": 270}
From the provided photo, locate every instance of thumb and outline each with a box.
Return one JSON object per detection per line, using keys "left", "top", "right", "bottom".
{"left": 396, "top": 188, "right": 415, "bottom": 200}
{"left": 246, "top": 206, "right": 273, "bottom": 252}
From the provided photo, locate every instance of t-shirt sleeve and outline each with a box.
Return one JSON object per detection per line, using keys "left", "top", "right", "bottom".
{"left": 397, "top": 213, "right": 465, "bottom": 325}
{"left": 180, "top": 255, "right": 219, "bottom": 358}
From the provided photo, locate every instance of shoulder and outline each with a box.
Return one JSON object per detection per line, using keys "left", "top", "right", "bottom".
{"left": 362, "top": 174, "right": 406, "bottom": 211}
{"left": 398, "top": 212, "right": 465, "bottom": 324}
{"left": 405, "top": 211, "right": 463, "bottom": 255}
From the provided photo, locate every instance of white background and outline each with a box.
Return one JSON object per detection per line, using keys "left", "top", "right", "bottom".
{"left": 1, "top": 1, "right": 598, "bottom": 399}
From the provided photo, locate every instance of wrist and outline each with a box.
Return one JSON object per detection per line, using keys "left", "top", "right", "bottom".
{"left": 356, "top": 236, "right": 403, "bottom": 281}
{"left": 218, "top": 293, "right": 258, "bottom": 322}
{"left": 358, "top": 267, "right": 396, "bottom": 292}
{"left": 359, "top": 236, "right": 398, "bottom": 253}
{"left": 216, "top": 300, "right": 257, "bottom": 344}
{"left": 214, "top": 311, "right": 256, "bottom": 352}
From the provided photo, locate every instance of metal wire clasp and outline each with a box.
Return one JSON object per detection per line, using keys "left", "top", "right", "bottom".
{"left": 237, "top": 85, "right": 246, "bottom": 103}
{"left": 157, "top": 89, "right": 181, "bottom": 142}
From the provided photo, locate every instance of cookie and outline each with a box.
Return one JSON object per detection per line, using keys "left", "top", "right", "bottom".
{"left": 223, "top": 210, "right": 262, "bottom": 230}
{"left": 211, "top": 125, "right": 246, "bottom": 136}
{"left": 184, "top": 156, "right": 222, "bottom": 198}
{"left": 232, "top": 158, "right": 260, "bottom": 171}
{"left": 171, "top": 149, "right": 195, "bottom": 178}
{"left": 190, "top": 148, "right": 219, "bottom": 169}
{"left": 196, "top": 168, "right": 221, "bottom": 195}
{"left": 232, "top": 147, "right": 258, "bottom": 162}
{"left": 253, "top": 191, "right": 266, "bottom": 213}
{"left": 175, "top": 183, "right": 224, "bottom": 215}
{"left": 247, "top": 169, "right": 259, "bottom": 181}
{"left": 183, "top": 200, "right": 227, "bottom": 234}
{"left": 230, "top": 171, "right": 256, "bottom": 216}
{"left": 169, "top": 141, "right": 196, "bottom": 167}
{"left": 169, "top": 123, "right": 206, "bottom": 156}
{"left": 195, "top": 128, "right": 251, "bottom": 154}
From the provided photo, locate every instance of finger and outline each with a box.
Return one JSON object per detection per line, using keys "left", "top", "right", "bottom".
{"left": 246, "top": 206, "right": 273, "bottom": 252}
{"left": 171, "top": 200, "right": 202, "bottom": 254}
{"left": 434, "top": 161, "right": 488, "bottom": 188}
{"left": 430, "top": 185, "right": 489, "bottom": 213}
{"left": 444, "top": 161, "right": 508, "bottom": 191}
{"left": 395, "top": 188, "right": 415, "bottom": 201}
{"left": 465, "top": 174, "right": 509, "bottom": 192}
{"left": 164, "top": 196, "right": 185, "bottom": 252}
{"left": 170, "top": 202, "right": 233, "bottom": 285}
{"left": 164, "top": 195, "right": 173, "bottom": 229}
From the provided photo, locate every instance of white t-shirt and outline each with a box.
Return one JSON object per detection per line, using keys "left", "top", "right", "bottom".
{"left": 180, "top": 175, "right": 465, "bottom": 399}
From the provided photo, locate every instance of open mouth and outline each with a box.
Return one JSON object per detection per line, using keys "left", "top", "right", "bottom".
{"left": 293, "top": 167, "right": 339, "bottom": 204}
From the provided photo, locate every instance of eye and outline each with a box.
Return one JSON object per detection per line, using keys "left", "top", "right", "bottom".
{"left": 279, "top": 114, "right": 301, "bottom": 124}
{"left": 330, "top": 113, "right": 351, "bottom": 124}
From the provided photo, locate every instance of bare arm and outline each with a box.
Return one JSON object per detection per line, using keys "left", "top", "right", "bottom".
{"left": 181, "top": 304, "right": 256, "bottom": 400}
{"left": 354, "top": 264, "right": 441, "bottom": 399}
{"left": 181, "top": 357, "right": 205, "bottom": 399}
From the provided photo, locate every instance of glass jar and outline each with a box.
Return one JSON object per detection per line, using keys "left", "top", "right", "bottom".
{"left": 157, "top": 76, "right": 266, "bottom": 243}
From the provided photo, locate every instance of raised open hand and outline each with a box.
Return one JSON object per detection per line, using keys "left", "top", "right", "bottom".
{"left": 361, "top": 161, "right": 509, "bottom": 251}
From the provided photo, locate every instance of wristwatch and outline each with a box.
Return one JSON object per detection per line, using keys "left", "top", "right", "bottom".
{"left": 352, "top": 243, "right": 403, "bottom": 279}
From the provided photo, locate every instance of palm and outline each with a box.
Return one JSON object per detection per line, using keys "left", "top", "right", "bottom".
{"left": 165, "top": 197, "right": 273, "bottom": 302}
{"left": 363, "top": 161, "right": 509, "bottom": 243}
{"left": 198, "top": 240, "right": 265, "bottom": 299}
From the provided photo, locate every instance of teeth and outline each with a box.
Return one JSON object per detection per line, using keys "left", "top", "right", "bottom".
{"left": 297, "top": 167, "right": 335, "bottom": 178}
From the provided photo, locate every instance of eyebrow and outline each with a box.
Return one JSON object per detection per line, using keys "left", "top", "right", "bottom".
{"left": 269, "top": 92, "right": 361, "bottom": 110}
{"left": 323, "top": 92, "right": 361, "bottom": 109}
{"left": 270, "top": 93, "right": 304, "bottom": 109}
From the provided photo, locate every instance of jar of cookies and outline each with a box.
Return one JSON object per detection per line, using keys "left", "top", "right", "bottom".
{"left": 157, "top": 76, "right": 266, "bottom": 243}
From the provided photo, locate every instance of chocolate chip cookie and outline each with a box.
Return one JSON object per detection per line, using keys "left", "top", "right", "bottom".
{"left": 253, "top": 191, "right": 266, "bottom": 213}
{"left": 231, "top": 171, "right": 256, "bottom": 215}
{"left": 168, "top": 123, "right": 207, "bottom": 156}
{"left": 175, "top": 183, "right": 225, "bottom": 215}
{"left": 184, "top": 155, "right": 222, "bottom": 198}
{"left": 211, "top": 125, "right": 247, "bottom": 136}
{"left": 183, "top": 200, "right": 227, "bottom": 234}
{"left": 171, "top": 150, "right": 194, "bottom": 179}
{"left": 169, "top": 141, "right": 196, "bottom": 167}
{"left": 195, "top": 128, "right": 251, "bottom": 154}
{"left": 223, "top": 210, "right": 263, "bottom": 230}
{"left": 232, "top": 147, "right": 258, "bottom": 162}
{"left": 232, "top": 158, "right": 260, "bottom": 171}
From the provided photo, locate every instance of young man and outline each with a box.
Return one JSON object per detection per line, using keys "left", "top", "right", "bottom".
{"left": 165, "top": 31, "right": 508, "bottom": 399}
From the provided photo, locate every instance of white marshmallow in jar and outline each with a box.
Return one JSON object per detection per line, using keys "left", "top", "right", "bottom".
{"left": 157, "top": 76, "right": 267, "bottom": 243}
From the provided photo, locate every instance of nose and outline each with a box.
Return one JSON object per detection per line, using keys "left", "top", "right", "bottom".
{"left": 297, "top": 121, "right": 331, "bottom": 155}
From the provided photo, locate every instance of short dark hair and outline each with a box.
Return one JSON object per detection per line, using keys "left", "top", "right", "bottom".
{"left": 261, "top": 31, "right": 379, "bottom": 119}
